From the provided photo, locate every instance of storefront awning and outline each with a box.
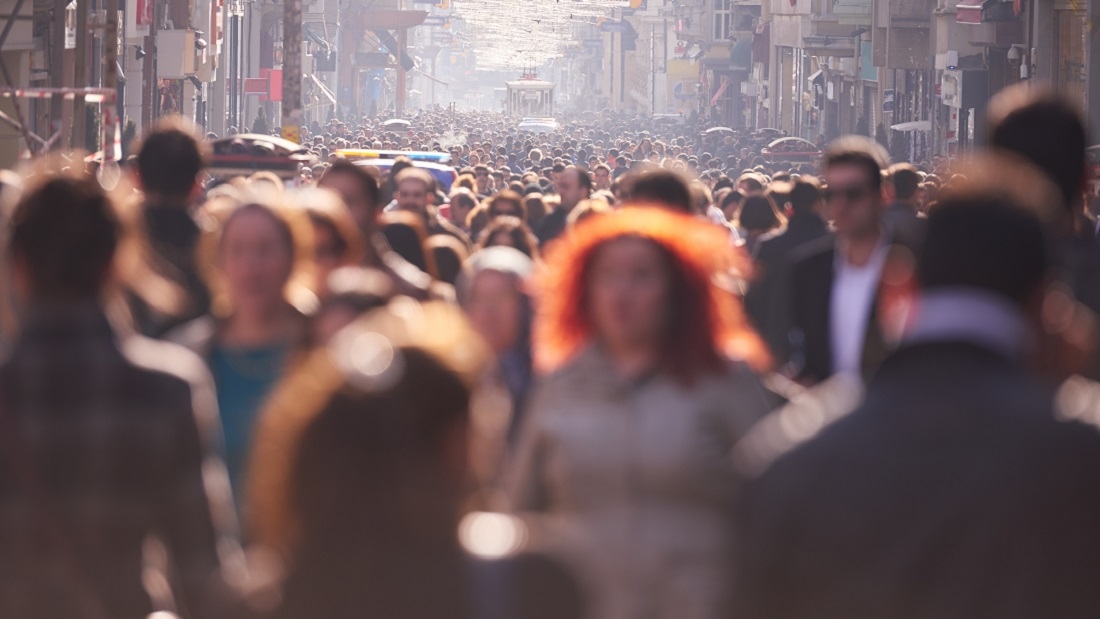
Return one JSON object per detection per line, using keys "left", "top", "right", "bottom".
{"left": 891, "top": 120, "right": 931, "bottom": 132}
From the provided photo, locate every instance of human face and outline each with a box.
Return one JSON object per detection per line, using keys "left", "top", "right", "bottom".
{"left": 396, "top": 178, "right": 430, "bottom": 219}
{"left": 587, "top": 237, "right": 671, "bottom": 354}
{"left": 475, "top": 169, "right": 490, "bottom": 193}
{"left": 489, "top": 199, "right": 522, "bottom": 220}
{"left": 466, "top": 270, "right": 523, "bottom": 355}
{"left": 556, "top": 169, "right": 589, "bottom": 211}
{"left": 823, "top": 163, "right": 884, "bottom": 241}
{"left": 450, "top": 196, "right": 473, "bottom": 228}
{"left": 318, "top": 171, "right": 375, "bottom": 236}
{"left": 594, "top": 167, "right": 611, "bottom": 190}
{"left": 219, "top": 207, "right": 294, "bottom": 318}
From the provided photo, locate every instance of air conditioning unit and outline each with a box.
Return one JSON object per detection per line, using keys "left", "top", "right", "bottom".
{"left": 741, "top": 82, "right": 758, "bottom": 96}
{"left": 157, "top": 30, "right": 196, "bottom": 79}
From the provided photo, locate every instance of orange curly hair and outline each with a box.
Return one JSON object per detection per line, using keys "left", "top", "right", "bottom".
{"left": 534, "top": 206, "right": 770, "bottom": 380}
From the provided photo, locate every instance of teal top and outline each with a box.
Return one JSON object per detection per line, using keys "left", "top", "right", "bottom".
{"left": 210, "top": 341, "right": 290, "bottom": 504}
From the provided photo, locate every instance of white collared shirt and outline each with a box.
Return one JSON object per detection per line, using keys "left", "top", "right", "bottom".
{"left": 830, "top": 242, "right": 889, "bottom": 376}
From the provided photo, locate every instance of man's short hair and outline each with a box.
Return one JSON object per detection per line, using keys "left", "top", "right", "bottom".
{"left": 988, "top": 84, "right": 1087, "bottom": 211}
{"left": 788, "top": 176, "right": 822, "bottom": 215}
{"left": 919, "top": 153, "right": 1061, "bottom": 305}
{"left": 320, "top": 159, "right": 380, "bottom": 210}
{"left": 135, "top": 117, "right": 207, "bottom": 198}
{"left": 888, "top": 163, "right": 922, "bottom": 201}
{"left": 822, "top": 135, "right": 889, "bottom": 192}
{"left": 627, "top": 169, "right": 692, "bottom": 213}
{"left": 395, "top": 167, "right": 435, "bottom": 192}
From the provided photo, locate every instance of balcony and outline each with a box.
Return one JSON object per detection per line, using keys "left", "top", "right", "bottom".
{"left": 833, "top": 0, "right": 872, "bottom": 26}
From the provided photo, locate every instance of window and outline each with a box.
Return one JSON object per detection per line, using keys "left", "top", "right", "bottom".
{"left": 714, "top": 0, "right": 732, "bottom": 40}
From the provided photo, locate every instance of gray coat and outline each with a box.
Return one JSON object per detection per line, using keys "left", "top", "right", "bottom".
{"left": 507, "top": 346, "right": 774, "bottom": 619}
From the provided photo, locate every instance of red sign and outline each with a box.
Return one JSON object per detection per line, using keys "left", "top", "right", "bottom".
{"left": 244, "top": 78, "right": 268, "bottom": 95}
{"left": 136, "top": 0, "right": 152, "bottom": 27}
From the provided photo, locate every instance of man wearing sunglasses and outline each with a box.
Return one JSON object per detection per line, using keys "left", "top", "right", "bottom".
{"left": 787, "top": 136, "right": 893, "bottom": 385}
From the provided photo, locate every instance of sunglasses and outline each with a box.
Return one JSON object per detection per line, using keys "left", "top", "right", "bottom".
{"left": 822, "top": 184, "right": 873, "bottom": 203}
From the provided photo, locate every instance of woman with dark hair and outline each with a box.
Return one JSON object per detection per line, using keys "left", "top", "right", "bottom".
{"left": 380, "top": 210, "right": 437, "bottom": 280}
{"left": 477, "top": 216, "right": 540, "bottom": 259}
{"left": 508, "top": 207, "right": 774, "bottom": 619}
{"left": 297, "top": 187, "right": 364, "bottom": 299}
{"left": 245, "top": 302, "right": 582, "bottom": 619}
{"left": 485, "top": 189, "right": 528, "bottom": 224}
{"left": 737, "top": 194, "right": 787, "bottom": 255}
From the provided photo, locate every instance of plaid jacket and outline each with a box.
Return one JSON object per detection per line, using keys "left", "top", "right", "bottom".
{"left": 0, "top": 303, "right": 236, "bottom": 619}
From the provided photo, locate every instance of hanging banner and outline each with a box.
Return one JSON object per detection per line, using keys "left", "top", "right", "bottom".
{"left": 126, "top": 0, "right": 153, "bottom": 37}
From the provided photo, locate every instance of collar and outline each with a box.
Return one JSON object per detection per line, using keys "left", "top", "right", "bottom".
{"left": 902, "top": 288, "right": 1034, "bottom": 361}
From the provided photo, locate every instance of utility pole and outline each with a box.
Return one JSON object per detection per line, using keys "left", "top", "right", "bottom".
{"left": 281, "top": 0, "right": 302, "bottom": 142}
{"left": 50, "top": 0, "right": 65, "bottom": 149}
{"left": 103, "top": 0, "right": 118, "bottom": 159}
{"left": 73, "top": 0, "right": 88, "bottom": 148}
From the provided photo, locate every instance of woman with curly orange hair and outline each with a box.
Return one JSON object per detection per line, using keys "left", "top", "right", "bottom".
{"left": 507, "top": 207, "right": 775, "bottom": 619}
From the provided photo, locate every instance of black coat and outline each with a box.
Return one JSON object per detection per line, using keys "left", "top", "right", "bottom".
{"left": 732, "top": 341, "right": 1100, "bottom": 619}
{"left": 745, "top": 214, "right": 830, "bottom": 364}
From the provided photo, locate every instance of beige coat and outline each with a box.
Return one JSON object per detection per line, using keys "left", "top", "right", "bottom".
{"left": 507, "top": 347, "right": 774, "bottom": 619}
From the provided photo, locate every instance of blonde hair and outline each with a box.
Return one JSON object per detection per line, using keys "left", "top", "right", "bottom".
{"left": 196, "top": 185, "right": 318, "bottom": 317}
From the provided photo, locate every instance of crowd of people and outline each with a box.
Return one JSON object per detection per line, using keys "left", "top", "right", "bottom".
{"left": 4, "top": 82, "right": 1100, "bottom": 619}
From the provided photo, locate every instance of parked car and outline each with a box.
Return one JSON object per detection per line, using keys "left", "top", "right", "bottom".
{"left": 208, "top": 133, "right": 317, "bottom": 183}
{"left": 761, "top": 137, "right": 822, "bottom": 162}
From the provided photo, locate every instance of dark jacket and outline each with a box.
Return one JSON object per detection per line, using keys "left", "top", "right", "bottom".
{"left": 139, "top": 199, "right": 210, "bottom": 337}
{"left": 536, "top": 207, "right": 569, "bottom": 247}
{"left": 0, "top": 304, "right": 232, "bottom": 619}
{"left": 745, "top": 213, "right": 830, "bottom": 363}
{"left": 732, "top": 341, "right": 1100, "bottom": 619}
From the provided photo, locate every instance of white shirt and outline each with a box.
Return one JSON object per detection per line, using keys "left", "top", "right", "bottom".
{"left": 829, "top": 242, "right": 889, "bottom": 376}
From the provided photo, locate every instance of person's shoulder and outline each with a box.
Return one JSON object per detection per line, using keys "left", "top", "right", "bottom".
{"left": 164, "top": 314, "right": 219, "bottom": 358}
{"left": 732, "top": 373, "right": 866, "bottom": 480}
{"left": 789, "top": 233, "right": 835, "bottom": 265}
{"left": 468, "top": 551, "right": 584, "bottom": 619}
{"left": 119, "top": 334, "right": 218, "bottom": 422}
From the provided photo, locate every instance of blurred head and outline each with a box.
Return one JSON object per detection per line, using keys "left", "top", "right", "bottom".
{"left": 448, "top": 188, "right": 478, "bottom": 230}
{"left": 988, "top": 84, "right": 1087, "bottom": 218}
{"left": 555, "top": 166, "right": 592, "bottom": 211}
{"left": 318, "top": 160, "right": 380, "bottom": 237}
{"left": 536, "top": 208, "right": 768, "bottom": 380}
{"left": 738, "top": 195, "right": 786, "bottom": 234}
{"left": 395, "top": 168, "right": 435, "bottom": 220}
{"left": 720, "top": 189, "right": 746, "bottom": 221}
{"left": 477, "top": 216, "right": 539, "bottom": 259}
{"left": 887, "top": 163, "right": 921, "bottom": 205}
{"left": 426, "top": 235, "right": 470, "bottom": 286}
{"left": 248, "top": 301, "right": 489, "bottom": 595}
{"left": 821, "top": 136, "right": 888, "bottom": 241}
{"left": 458, "top": 247, "right": 535, "bottom": 356}
{"left": 9, "top": 171, "right": 118, "bottom": 303}
{"left": 298, "top": 188, "right": 364, "bottom": 297}
{"left": 135, "top": 117, "right": 207, "bottom": 202}
{"left": 788, "top": 176, "right": 822, "bottom": 216}
{"left": 380, "top": 211, "right": 436, "bottom": 279}
{"left": 202, "top": 190, "right": 314, "bottom": 319}
{"left": 625, "top": 169, "right": 692, "bottom": 213}
{"left": 485, "top": 190, "right": 527, "bottom": 223}
{"left": 918, "top": 154, "right": 1061, "bottom": 307}
{"left": 593, "top": 163, "right": 612, "bottom": 190}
